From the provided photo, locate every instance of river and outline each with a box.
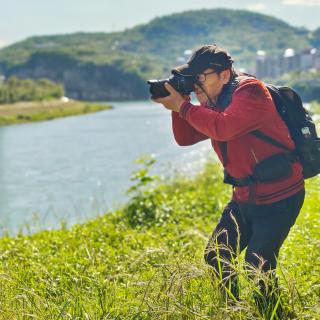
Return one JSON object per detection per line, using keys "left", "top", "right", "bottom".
{"left": 0, "top": 101, "right": 211, "bottom": 235}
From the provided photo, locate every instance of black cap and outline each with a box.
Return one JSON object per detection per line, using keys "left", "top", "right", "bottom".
{"left": 173, "top": 44, "right": 233, "bottom": 76}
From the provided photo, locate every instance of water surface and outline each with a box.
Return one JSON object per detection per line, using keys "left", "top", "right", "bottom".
{"left": 0, "top": 100, "right": 211, "bottom": 234}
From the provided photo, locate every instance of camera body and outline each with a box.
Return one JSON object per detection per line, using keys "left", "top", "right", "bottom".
{"left": 147, "top": 71, "right": 196, "bottom": 99}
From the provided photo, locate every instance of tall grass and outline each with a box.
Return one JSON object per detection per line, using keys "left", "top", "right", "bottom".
{"left": 0, "top": 158, "right": 319, "bottom": 319}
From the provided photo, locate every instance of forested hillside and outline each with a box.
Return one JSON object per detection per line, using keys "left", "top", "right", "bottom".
{"left": 0, "top": 9, "right": 316, "bottom": 100}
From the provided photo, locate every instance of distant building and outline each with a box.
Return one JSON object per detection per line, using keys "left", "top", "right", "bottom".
{"left": 255, "top": 47, "right": 320, "bottom": 78}
{"left": 300, "top": 48, "right": 313, "bottom": 70}
{"left": 311, "top": 48, "right": 320, "bottom": 69}
{"left": 280, "top": 48, "right": 300, "bottom": 75}
{"left": 256, "top": 50, "right": 281, "bottom": 78}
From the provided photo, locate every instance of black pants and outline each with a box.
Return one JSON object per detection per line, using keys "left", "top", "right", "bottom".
{"left": 204, "top": 189, "right": 305, "bottom": 301}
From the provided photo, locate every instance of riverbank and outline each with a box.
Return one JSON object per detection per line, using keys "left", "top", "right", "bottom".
{"left": 310, "top": 100, "right": 320, "bottom": 115}
{"left": 0, "top": 160, "right": 318, "bottom": 319}
{"left": 0, "top": 99, "right": 112, "bottom": 125}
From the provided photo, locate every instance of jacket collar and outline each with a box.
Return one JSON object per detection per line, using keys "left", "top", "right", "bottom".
{"left": 206, "top": 72, "right": 253, "bottom": 111}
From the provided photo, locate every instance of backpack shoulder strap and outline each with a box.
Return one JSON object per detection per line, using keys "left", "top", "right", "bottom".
{"left": 250, "top": 84, "right": 294, "bottom": 152}
{"left": 251, "top": 130, "right": 291, "bottom": 152}
{"left": 218, "top": 141, "right": 228, "bottom": 166}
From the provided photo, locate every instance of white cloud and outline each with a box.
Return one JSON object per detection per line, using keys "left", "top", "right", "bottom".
{"left": 0, "top": 40, "right": 6, "bottom": 48}
{"left": 283, "top": 0, "right": 320, "bottom": 6}
{"left": 247, "top": 3, "right": 267, "bottom": 12}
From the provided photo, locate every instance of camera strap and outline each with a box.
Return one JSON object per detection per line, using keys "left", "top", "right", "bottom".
{"left": 195, "top": 80, "right": 217, "bottom": 108}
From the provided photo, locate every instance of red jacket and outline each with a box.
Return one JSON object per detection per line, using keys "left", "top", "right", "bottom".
{"left": 172, "top": 77, "right": 304, "bottom": 204}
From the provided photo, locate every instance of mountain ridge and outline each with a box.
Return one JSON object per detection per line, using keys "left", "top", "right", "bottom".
{"left": 0, "top": 9, "right": 317, "bottom": 101}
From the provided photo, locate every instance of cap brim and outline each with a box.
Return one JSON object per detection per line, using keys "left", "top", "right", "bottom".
{"left": 172, "top": 64, "right": 196, "bottom": 76}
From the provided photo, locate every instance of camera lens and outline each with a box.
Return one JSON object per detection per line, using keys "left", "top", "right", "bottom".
{"left": 147, "top": 79, "right": 170, "bottom": 99}
{"left": 147, "top": 74, "right": 196, "bottom": 99}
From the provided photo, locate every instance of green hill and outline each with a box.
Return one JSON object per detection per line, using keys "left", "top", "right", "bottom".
{"left": 0, "top": 9, "right": 315, "bottom": 101}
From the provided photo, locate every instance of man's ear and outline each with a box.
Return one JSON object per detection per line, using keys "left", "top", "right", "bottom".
{"left": 221, "top": 69, "right": 231, "bottom": 84}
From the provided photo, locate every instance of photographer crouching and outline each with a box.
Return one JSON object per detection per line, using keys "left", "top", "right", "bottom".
{"left": 149, "top": 44, "right": 305, "bottom": 319}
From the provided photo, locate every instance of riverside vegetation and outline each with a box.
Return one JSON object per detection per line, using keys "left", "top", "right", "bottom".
{"left": 0, "top": 76, "right": 64, "bottom": 103}
{"left": 0, "top": 148, "right": 319, "bottom": 319}
{"left": 0, "top": 76, "right": 112, "bottom": 125}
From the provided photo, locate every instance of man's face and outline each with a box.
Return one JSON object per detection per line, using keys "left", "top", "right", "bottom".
{"left": 194, "top": 68, "right": 230, "bottom": 105}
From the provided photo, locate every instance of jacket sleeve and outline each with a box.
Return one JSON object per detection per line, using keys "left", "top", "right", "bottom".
{"left": 180, "top": 79, "right": 276, "bottom": 141}
{"left": 172, "top": 108, "right": 209, "bottom": 146}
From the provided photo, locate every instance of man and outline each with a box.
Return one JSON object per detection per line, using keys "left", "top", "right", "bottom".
{"left": 152, "top": 44, "right": 305, "bottom": 318}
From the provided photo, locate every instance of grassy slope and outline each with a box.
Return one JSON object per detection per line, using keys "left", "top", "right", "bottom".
{"left": 0, "top": 100, "right": 112, "bottom": 125}
{"left": 0, "top": 158, "right": 318, "bottom": 319}
{"left": 0, "top": 103, "right": 318, "bottom": 319}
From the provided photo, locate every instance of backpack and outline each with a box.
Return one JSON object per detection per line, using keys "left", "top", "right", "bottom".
{"left": 254, "top": 85, "right": 320, "bottom": 179}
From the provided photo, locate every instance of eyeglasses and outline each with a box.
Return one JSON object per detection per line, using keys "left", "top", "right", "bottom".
{"left": 196, "top": 70, "right": 217, "bottom": 83}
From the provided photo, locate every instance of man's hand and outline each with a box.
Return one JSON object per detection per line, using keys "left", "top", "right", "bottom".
{"left": 152, "top": 83, "right": 186, "bottom": 113}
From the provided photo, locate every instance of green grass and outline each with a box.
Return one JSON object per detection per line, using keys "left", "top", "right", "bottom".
{"left": 0, "top": 100, "right": 112, "bottom": 126}
{"left": 0, "top": 158, "right": 319, "bottom": 319}
{"left": 310, "top": 100, "right": 320, "bottom": 115}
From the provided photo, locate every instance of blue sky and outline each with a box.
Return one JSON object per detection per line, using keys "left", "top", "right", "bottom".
{"left": 0, "top": 0, "right": 319, "bottom": 47}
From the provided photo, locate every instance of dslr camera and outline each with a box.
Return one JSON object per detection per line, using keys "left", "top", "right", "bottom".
{"left": 147, "top": 70, "right": 196, "bottom": 99}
